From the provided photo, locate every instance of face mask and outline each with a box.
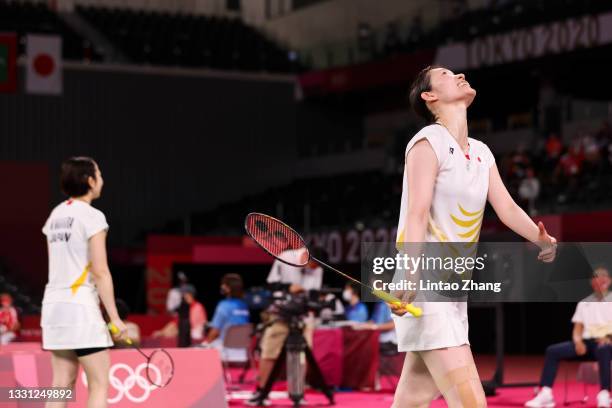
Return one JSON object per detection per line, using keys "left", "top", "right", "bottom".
{"left": 342, "top": 290, "right": 352, "bottom": 302}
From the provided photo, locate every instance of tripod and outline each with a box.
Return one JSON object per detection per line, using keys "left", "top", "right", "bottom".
{"left": 254, "top": 318, "right": 335, "bottom": 407}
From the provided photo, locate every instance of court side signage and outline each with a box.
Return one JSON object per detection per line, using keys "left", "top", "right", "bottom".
{"left": 436, "top": 11, "right": 612, "bottom": 70}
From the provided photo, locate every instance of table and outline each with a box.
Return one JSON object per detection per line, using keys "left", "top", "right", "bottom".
{"left": 312, "top": 326, "right": 381, "bottom": 389}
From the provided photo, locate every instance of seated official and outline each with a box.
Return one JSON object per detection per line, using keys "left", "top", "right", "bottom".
{"left": 526, "top": 266, "right": 612, "bottom": 408}
{"left": 200, "top": 274, "right": 250, "bottom": 361}
{"left": 343, "top": 283, "right": 368, "bottom": 323}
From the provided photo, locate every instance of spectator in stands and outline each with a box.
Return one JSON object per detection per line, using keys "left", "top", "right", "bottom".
{"left": 166, "top": 271, "right": 189, "bottom": 313}
{"left": 518, "top": 168, "right": 540, "bottom": 216}
{"left": 525, "top": 266, "right": 612, "bottom": 408}
{"left": 556, "top": 141, "right": 584, "bottom": 202}
{"left": 545, "top": 133, "right": 563, "bottom": 161}
{"left": 0, "top": 293, "right": 19, "bottom": 345}
{"left": 343, "top": 283, "right": 368, "bottom": 323}
{"left": 581, "top": 130, "right": 605, "bottom": 181}
{"left": 200, "top": 274, "right": 250, "bottom": 360}
{"left": 582, "top": 131, "right": 601, "bottom": 162}
{"left": 115, "top": 299, "right": 141, "bottom": 347}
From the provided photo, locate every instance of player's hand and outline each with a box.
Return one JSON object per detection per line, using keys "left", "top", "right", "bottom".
{"left": 536, "top": 222, "right": 557, "bottom": 263}
{"left": 110, "top": 318, "right": 129, "bottom": 342}
{"left": 574, "top": 340, "right": 587, "bottom": 356}
{"left": 289, "top": 284, "right": 304, "bottom": 294}
{"left": 388, "top": 302, "right": 409, "bottom": 317}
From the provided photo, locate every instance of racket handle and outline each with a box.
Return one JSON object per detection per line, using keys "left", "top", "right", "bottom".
{"left": 108, "top": 322, "right": 133, "bottom": 345}
{"left": 392, "top": 301, "right": 423, "bottom": 318}
{"left": 371, "top": 289, "right": 422, "bottom": 317}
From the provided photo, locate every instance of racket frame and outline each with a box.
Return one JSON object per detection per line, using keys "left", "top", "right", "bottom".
{"left": 244, "top": 212, "right": 422, "bottom": 317}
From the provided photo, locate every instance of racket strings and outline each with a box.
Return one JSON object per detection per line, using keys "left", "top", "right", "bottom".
{"left": 246, "top": 213, "right": 306, "bottom": 260}
{"left": 148, "top": 349, "right": 174, "bottom": 387}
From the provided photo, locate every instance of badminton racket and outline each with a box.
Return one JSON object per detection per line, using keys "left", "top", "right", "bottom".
{"left": 108, "top": 323, "right": 175, "bottom": 387}
{"left": 244, "top": 212, "right": 422, "bottom": 317}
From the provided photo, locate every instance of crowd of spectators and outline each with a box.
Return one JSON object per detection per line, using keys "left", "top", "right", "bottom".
{"left": 499, "top": 121, "right": 612, "bottom": 215}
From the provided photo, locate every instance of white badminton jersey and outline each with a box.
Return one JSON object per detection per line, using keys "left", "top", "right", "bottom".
{"left": 393, "top": 124, "right": 495, "bottom": 351}
{"left": 41, "top": 199, "right": 112, "bottom": 349}
{"left": 42, "top": 200, "right": 109, "bottom": 306}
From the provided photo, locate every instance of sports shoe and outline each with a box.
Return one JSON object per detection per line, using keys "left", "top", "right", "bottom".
{"left": 245, "top": 390, "right": 270, "bottom": 407}
{"left": 525, "top": 386, "right": 555, "bottom": 408}
{"left": 597, "top": 389, "right": 611, "bottom": 408}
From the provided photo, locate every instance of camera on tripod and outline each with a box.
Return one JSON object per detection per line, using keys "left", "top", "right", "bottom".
{"left": 253, "top": 290, "right": 336, "bottom": 407}
{"left": 272, "top": 290, "right": 335, "bottom": 324}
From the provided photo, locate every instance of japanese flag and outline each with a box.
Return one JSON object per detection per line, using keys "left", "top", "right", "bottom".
{"left": 26, "top": 34, "right": 62, "bottom": 95}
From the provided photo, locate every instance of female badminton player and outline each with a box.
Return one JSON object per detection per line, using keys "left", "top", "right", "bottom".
{"left": 41, "top": 157, "right": 128, "bottom": 408}
{"left": 390, "top": 66, "right": 557, "bottom": 408}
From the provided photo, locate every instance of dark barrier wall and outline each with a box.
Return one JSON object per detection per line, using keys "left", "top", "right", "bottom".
{"left": 0, "top": 65, "right": 298, "bottom": 246}
{"left": 0, "top": 162, "right": 49, "bottom": 295}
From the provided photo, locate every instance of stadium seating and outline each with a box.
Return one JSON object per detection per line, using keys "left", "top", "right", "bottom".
{"left": 0, "top": 260, "right": 40, "bottom": 315}
{"left": 76, "top": 5, "right": 302, "bottom": 72}
{"left": 0, "top": 0, "right": 100, "bottom": 61}
{"left": 179, "top": 121, "right": 612, "bottom": 236}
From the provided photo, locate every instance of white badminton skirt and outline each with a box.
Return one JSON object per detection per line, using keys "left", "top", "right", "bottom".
{"left": 41, "top": 302, "right": 113, "bottom": 350}
{"left": 393, "top": 301, "right": 470, "bottom": 352}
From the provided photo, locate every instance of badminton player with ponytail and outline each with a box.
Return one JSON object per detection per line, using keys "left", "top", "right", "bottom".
{"left": 42, "top": 157, "right": 128, "bottom": 408}
{"left": 389, "top": 66, "right": 557, "bottom": 408}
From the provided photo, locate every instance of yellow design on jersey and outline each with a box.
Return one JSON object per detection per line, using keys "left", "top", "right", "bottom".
{"left": 71, "top": 262, "right": 91, "bottom": 295}
{"left": 428, "top": 215, "right": 449, "bottom": 242}
{"left": 458, "top": 204, "right": 484, "bottom": 218}
{"left": 451, "top": 204, "right": 484, "bottom": 234}
{"left": 450, "top": 214, "right": 481, "bottom": 228}
{"left": 457, "top": 222, "right": 482, "bottom": 239}
{"left": 397, "top": 205, "right": 484, "bottom": 245}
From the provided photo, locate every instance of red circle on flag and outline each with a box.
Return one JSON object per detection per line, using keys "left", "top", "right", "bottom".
{"left": 33, "top": 53, "right": 55, "bottom": 77}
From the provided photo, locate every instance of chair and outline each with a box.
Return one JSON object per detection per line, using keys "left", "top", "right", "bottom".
{"left": 221, "top": 323, "right": 254, "bottom": 388}
{"left": 563, "top": 361, "right": 612, "bottom": 405}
